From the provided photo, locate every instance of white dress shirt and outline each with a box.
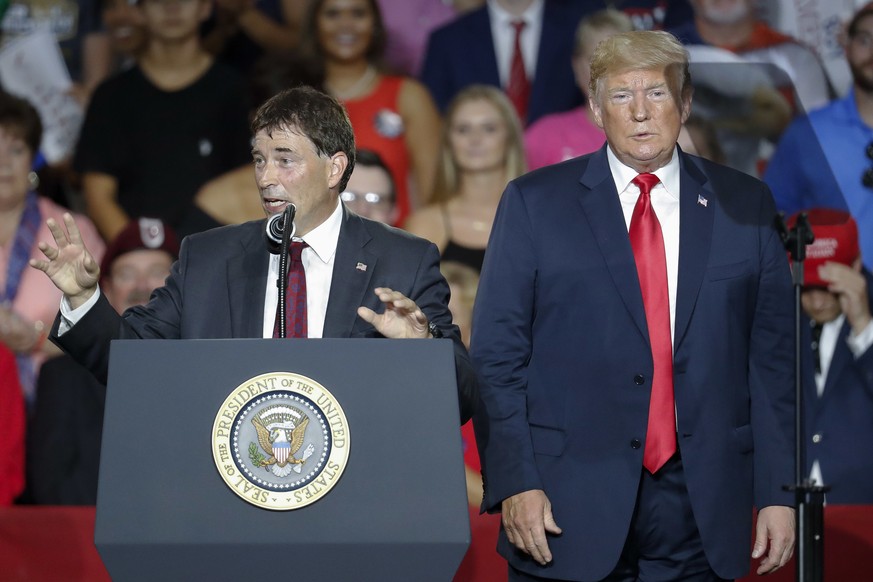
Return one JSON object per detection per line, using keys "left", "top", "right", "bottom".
{"left": 487, "top": 0, "right": 543, "bottom": 87}
{"left": 263, "top": 200, "right": 342, "bottom": 339}
{"left": 61, "top": 201, "right": 345, "bottom": 340}
{"left": 607, "top": 146, "right": 681, "bottom": 344}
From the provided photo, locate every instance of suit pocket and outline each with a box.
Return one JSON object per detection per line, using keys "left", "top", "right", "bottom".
{"left": 707, "top": 260, "right": 750, "bottom": 281}
{"left": 530, "top": 424, "right": 566, "bottom": 457}
{"left": 731, "top": 424, "right": 754, "bottom": 454}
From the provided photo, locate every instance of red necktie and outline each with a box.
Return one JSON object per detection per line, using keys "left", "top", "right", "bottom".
{"left": 274, "top": 241, "right": 308, "bottom": 338}
{"left": 507, "top": 19, "right": 530, "bottom": 124}
{"left": 629, "top": 173, "right": 676, "bottom": 474}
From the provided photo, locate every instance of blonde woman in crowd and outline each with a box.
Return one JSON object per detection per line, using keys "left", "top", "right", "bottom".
{"left": 301, "top": 0, "right": 442, "bottom": 226}
{"left": 405, "top": 85, "right": 525, "bottom": 272}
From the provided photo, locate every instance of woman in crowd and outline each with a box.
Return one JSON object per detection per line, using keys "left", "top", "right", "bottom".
{"left": 405, "top": 85, "right": 525, "bottom": 272}
{"left": 301, "top": 0, "right": 441, "bottom": 226}
{"left": 0, "top": 92, "right": 104, "bottom": 405}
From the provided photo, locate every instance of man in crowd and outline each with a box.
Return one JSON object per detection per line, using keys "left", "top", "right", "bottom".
{"left": 75, "top": 0, "right": 251, "bottom": 241}
{"left": 32, "top": 86, "right": 476, "bottom": 423}
{"left": 472, "top": 30, "right": 795, "bottom": 580}
{"left": 765, "top": 2, "right": 873, "bottom": 272}
{"left": 28, "top": 218, "right": 180, "bottom": 505}
{"left": 421, "top": 0, "right": 594, "bottom": 126}
{"left": 340, "top": 149, "right": 398, "bottom": 225}
{"left": 790, "top": 209, "right": 873, "bottom": 504}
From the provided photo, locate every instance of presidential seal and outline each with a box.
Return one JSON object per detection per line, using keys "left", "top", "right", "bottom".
{"left": 211, "top": 372, "right": 350, "bottom": 510}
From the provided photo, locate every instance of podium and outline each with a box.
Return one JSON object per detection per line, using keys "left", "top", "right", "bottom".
{"left": 94, "top": 339, "right": 470, "bottom": 581}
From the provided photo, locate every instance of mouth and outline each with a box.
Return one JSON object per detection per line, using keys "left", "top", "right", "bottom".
{"left": 262, "top": 196, "right": 292, "bottom": 215}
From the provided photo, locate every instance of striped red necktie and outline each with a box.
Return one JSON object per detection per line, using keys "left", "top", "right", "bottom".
{"left": 274, "top": 241, "right": 308, "bottom": 338}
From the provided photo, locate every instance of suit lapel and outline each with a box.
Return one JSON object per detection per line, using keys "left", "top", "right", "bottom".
{"left": 470, "top": 8, "right": 501, "bottom": 87}
{"left": 578, "top": 145, "right": 649, "bottom": 342}
{"left": 673, "top": 152, "right": 714, "bottom": 350}
{"left": 530, "top": 1, "right": 560, "bottom": 121}
{"left": 322, "top": 208, "right": 377, "bottom": 338}
{"left": 227, "top": 222, "right": 269, "bottom": 338}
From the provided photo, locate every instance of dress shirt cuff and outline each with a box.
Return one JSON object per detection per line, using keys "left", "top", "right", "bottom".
{"left": 846, "top": 319, "right": 873, "bottom": 359}
{"left": 58, "top": 286, "right": 102, "bottom": 336}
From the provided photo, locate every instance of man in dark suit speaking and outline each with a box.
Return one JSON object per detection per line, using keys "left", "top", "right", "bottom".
{"left": 31, "top": 86, "right": 477, "bottom": 423}
{"left": 472, "top": 31, "right": 796, "bottom": 581}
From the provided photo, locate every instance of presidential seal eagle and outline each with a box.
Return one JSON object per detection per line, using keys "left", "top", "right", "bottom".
{"left": 252, "top": 407, "right": 315, "bottom": 477}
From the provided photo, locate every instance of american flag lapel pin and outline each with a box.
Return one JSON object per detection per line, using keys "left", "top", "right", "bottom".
{"left": 356, "top": 262, "right": 367, "bottom": 272}
{"left": 697, "top": 194, "right": 708, "bottom": 208}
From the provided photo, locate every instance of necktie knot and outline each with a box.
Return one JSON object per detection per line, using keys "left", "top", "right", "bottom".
{"left": 512, "top": 19, "right": 526, "bottom": 35}
{"left": 632, "top": 173, "right": 660, "bottom": 197}
{"left": 290, "top": 240, "right": 308, "bottom": 263}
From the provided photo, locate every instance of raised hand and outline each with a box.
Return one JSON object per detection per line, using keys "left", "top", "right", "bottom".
{"left": 357, "top": 287, "right": 429, "bottom": 339}
{"left": 819, "top": 261, "right": 871, "bottom": 336}
{"left": 29, "top": 214, "right": 100, "bottom": 309}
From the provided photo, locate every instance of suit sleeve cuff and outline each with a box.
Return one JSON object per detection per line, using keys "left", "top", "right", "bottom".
{"left": 58, "top": 286, "right": 102, "bottom": 336}
{"left": 847, "top": 319, "right": 873, "bottom": 359}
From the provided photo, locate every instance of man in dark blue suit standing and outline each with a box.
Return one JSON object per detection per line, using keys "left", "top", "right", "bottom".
{"left": 472, "top": 30, "right": 796, "bottom": 581}
{"left": 421, "top": 0, "right": 594, "bottom": 126}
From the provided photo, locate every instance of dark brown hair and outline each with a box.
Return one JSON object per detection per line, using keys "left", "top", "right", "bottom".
{"left": 251, "top": 86, "right": 356, "bottom": 191}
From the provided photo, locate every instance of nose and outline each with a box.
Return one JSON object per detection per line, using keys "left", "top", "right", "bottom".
{"left": 256, "top": 162, "right": 276, "bottom": 189}
{"left": 631, "top": 93, "right": 649, "bottom": 121}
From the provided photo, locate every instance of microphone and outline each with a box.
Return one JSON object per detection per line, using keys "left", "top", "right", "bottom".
{"left": 265, "top": 204, "right": 297, "bottom": 253}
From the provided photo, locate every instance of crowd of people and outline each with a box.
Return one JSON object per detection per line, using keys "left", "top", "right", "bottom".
{"left": 1, "top": 0, "right": 873, "bottom": 580}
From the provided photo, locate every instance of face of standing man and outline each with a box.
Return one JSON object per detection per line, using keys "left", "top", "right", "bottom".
{"left": 588, "top": 31, "right": 693, "bottom": 174}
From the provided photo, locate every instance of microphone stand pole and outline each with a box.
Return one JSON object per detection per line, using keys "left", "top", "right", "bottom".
{"left": 775, "top": 212, "right": 827, "bottom": 582}
{"left": 276, "top": 205, "right": 295, "bottom": 339}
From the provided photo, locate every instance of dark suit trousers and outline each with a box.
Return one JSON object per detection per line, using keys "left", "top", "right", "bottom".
{"left": 509, "top": 455, "right": 730, "bottom": 582}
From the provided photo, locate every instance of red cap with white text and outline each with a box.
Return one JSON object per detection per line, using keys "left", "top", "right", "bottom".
{"left": 786, "top": 209, "right": 859, "bottom": 288}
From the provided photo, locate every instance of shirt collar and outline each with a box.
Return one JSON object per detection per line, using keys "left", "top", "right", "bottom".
{"left": 295, "top": 199, "right": 342, "bottom": 264}
{"left": 606, "top": 145, "right": 681, "bottom": 200}
{"left": 487, "top": 0, "right": 544, "bottom": 28}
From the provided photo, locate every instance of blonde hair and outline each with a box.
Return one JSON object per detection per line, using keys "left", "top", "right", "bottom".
{"left": 589, "top": 30, "right": 691, "bottom": 105}
{"left": 431, "top": 85, "right": 526, "bottom": 204}
{"left": 573, "top": 8, "right": 634, "bottom": 57}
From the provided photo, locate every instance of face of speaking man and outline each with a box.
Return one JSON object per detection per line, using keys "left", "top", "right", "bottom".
{"left": 252, "top": 124, "right": 349, "bottom": 237}
{"left": 590, "top": 66, "right": 691, "bottom": 174}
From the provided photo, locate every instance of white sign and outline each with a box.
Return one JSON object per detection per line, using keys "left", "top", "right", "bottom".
{"left": 0, "top": 30, "right": 83, "bottom": 163}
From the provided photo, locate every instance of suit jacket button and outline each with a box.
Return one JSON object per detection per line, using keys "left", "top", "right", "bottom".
{"left": 634, "top": 374, "right": 645, "bottom": 385}
{"left": 631, "top": 438, "right": 642, "bottom": 449}
{"left": 812, "top": 433, "right": 822, "bottom": 444}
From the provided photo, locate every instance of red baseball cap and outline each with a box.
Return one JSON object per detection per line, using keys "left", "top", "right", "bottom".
{"left": 786, "top": 209, "right": 860, "bottom": 288}
{"left": 100, "top": 218, "right": 180, "bottom": 280}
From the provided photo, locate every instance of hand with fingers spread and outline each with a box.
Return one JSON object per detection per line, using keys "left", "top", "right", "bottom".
{"left": 357, "top": 287, "right": 430, "bottom": 339}
{"left": 501, "top": 489, "right": 562, "bottom": 566}
{"left": 29, "top": 214, "right": 101, "bottom": 309}
{"left": 752, "top": 505, "right": 796, "bottom": 575}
